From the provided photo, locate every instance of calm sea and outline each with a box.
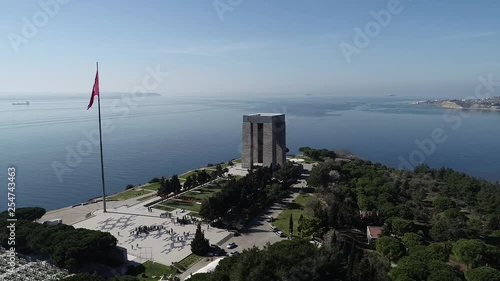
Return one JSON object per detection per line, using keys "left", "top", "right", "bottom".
{"left": 1, "top": 93, "right": 499, "bottom": 211}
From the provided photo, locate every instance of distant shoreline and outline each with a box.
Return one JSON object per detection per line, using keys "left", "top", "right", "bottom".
{"left": 415, "top": 97, "right": 500, "bottom": 112}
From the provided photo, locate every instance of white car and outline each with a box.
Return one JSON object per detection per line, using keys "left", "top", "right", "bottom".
{"left": 276, "top": 231, "right": 286, "bottom": 237}
{"left": 226, "top": 242, "right": 237, "bottom": 249}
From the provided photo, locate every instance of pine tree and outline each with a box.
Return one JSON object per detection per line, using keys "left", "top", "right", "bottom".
{"left": 170, "top": 175, "right": 181, "bottom": 193}
{"left": 297, "top": 214, "right": 304, "bottom": 235}
{"left": 184, "top": 176, "right": 193, "bottom": 189}
{"left": 216, "top": 164, "right": 223, "bottom": 176}
{"left": 191, "top": 223, "right": 210, "bottom": 255}
{"left": 289, "top": 214, "right": 294, "bottom": 238}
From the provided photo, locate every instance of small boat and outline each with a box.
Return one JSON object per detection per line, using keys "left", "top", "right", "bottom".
{"left": 12, "top": 101, "right": 30, "bottom": 105}
{"left": 387, "top": 94, "right": 396, "bottom": 97}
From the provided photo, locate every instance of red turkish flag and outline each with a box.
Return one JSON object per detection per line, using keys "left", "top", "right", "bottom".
{"left": 87, "top": 70, "right": 99, "bottom": 110}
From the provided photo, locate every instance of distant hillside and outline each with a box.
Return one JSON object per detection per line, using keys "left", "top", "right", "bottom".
{"left": 417, "top": 97, "right": 500, "bottom": 111}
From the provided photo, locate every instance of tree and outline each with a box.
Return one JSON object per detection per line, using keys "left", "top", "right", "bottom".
{"left": 308, "top": 162, "right": 333, "bottom": 187}
{"left": 125, "top": 184, "right": 134, "bottom": 190}
{"left": 433, "top": 196, "right": 455, "bottom": 212}
{"left": 427, "top": 260, "right": 462, "bottom": 281}
{"left": 388, "top": 218, "right": 414, "bottom": 237}
{"left": 191, "top": 223, "right": 210, "bottom": 256}
{"left": 0, "top": 216, "right": 119, "bottom": 271}
{"left": 216, "top": 164, "right": 223, "bottom": 175}
{"left": 467, "top": 218, "right": 484, "bottom": 237}
{"left": 430, "top": 216, "right": 453, "bottom": 241}
{"left": 197, "top": 170, "right": 210, "bottom": 184}
{"left": 191, "top": 173, "right": 198, "bottom": 185}
{"left": 148, "top": 177, "right": 160, "bottom": 183}
{"left": 352, "top": 252, "right": 392, "bottom": 281}
{"left": 390, "top": 255, "right": 429, "bottom": 281}
{"left": 274, "top": 162, "right": 300, "bottom": 188}
{"left": 390, "top": 251, "right": 459, "bottom": 281}
{"left": 298, "top": 217, "right": 324, "bottom": 238}
{"left": 427, "top": 242, "right": 451, "bottom": 262}
{"left": 184, "top": 176, "right": 193, "bottom": 189}
{"left": 157, "top": 179, "right": 171, "bottom": 196}
{"left": 376, "top": 236, "right": 404, "bottom": 262}
{"left": 486, "top": 214, "right": 500, "bottom": 231}
{"left": 465, "top": 266, "right": 500, "bottom": 281}
{"left": 402, "top": 232, "right": 424, "bottom": 250}
{"left": 452, "top": 239, "right": 488, "bottom": 269}
{"left": 297, "top": 214, "right": 304, "bottom": 234}
{"left": 14, "top": 207, "right": 46, "bottom": 222}
{"left": 289, "top": 214, "right": 294, "bottom": 237}
{"left": 170, "top": 175, "right": 181, "bottom": 193}
{"left": 414, "top": 164, "right": 431, "bottom": 174}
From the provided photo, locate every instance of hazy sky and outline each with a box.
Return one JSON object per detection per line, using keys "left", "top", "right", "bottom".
{"left": 1, "top": 0, "right": 499, "bottom": 96}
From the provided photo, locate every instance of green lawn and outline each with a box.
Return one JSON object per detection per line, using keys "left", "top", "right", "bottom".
{"left": 179, "top": 170, "right": 198, "bottom": 180}
{"left": 143, "top": 183, "right": 160, "bottom": 191}
{"left": 153, "top": 204, "right": 175, "bottom": 212}
{"left": 273, "top": 193, "right": 313, "bottom": 237}
{"left": 151, "top": 183, "right": 222, "bottom": 213}
{"left": 158, "top": 199, "right": 201, "bottom": 212}
{"left": 127, "top": 261, "right": 178, "bottom": 281}
{"left": 137, "top": 194, "right": 158, "bottom": 202}
{"left": 107, "top": 189, "right": 152, "bottom": 201}
{"left": 183, "top": 187, "right": 221, "bottom": 200}
{"left": 174, "top": 254, "right": 203, "bottom": 271}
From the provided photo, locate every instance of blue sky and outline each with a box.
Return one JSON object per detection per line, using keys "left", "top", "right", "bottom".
{"left": 0, "top": 0, "right": 499, "bottom": 96}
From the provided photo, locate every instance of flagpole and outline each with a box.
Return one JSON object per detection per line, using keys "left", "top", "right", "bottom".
{"left": 96, "top": 62, "right": 107, "bottom": 213}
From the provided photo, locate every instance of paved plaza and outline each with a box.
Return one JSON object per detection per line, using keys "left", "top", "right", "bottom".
{"left": 37, "top": 160, "right": 314, "bottom": 278}
{"left": 73, "top": 199, "right": 230, "bottom": 266}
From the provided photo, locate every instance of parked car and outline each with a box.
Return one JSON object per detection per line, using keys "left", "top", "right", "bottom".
{"left": 276, "top": 231, "right": 286, "bottom": 237}
{"left": 226, "top": 242, "right": 237, "bottom": 249}
{"left": 270, "top": 226, "right": 278, "bottom": 232}
{"left": 216, "top": 249, "right": 227, "bottom": 256}
{"left": 230, "top": 250, "right": 240, "bottom": 255}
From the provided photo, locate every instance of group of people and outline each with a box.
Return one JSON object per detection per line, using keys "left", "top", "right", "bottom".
{"left": 131, "top": 224, "right": 164, "bottom": 236}
{"left": 173, "top": 215, "right": 199, "bottom": 226}
{"left": 160, "top": 212, "right": 172, "bottom": 218}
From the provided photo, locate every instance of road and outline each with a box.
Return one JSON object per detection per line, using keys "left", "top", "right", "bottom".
{"left": 180, "top": 177, "right": 310, "bottom": 280}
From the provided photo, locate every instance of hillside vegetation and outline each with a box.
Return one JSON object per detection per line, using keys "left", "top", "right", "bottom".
{"left": 194, "top": 154, "right": 500, "bottom": 281}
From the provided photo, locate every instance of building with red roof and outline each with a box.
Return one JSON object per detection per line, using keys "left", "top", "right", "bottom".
{"left": 367, "top": 226, "right": 384, "bottom": 245}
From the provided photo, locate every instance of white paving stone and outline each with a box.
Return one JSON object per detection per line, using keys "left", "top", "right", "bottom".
{"left": 73, "top": 203, "right": 230, "bottom": 266}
